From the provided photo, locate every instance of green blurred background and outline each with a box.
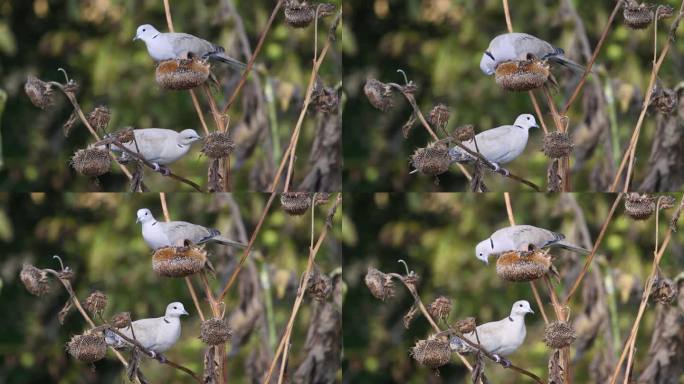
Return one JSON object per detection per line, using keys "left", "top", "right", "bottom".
{"left": 343, "top": 0, "right": 684, "bottom": 192}
{"left": 0, "top": 192, "right": 342, "bottom": 383}
{"left": 342, "top": 193, "right": 684, "bottom": 382}
{"left": 0, "top": 0, "right": 341, "bottom": 192}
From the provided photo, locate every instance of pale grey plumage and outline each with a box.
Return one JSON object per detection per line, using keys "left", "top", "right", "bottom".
{"left": 450, "top": 300, "right": 534, "bottom": 357}
{"left": 134, "top": 24, "right": 246, "bottom": 70}
{"left": 475, "top": 224, "right": 589, "bottom": 264}
{"left": 136, "top": 208, "right": 246, "bottom": 250}
{"left": 448, "top": 114, "right": 538, "bottom": 167}
{"left": 105, "top": 302, "right": 188, "bottom": 355}
{"left": 107, "top": 128, "right": 201, "bottom": 166}
{"left": 480, "top": 33, "right": 585, "bottom": 75}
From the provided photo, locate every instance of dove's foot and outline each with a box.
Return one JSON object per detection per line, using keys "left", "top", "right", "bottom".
{"left": 154, "top": 353, "right": 168, "bottom": 364}
{"left": 492, "top": 354, "right": 511, "bottom": 368}
{"left": 117, "top": 153, "right": 132, "bottom": 165}
{"left": 152, "top": 163, "right": 171, "bottom": 176}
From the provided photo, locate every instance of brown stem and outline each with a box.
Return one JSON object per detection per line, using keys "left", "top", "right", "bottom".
{"left": 564, "top": 194, "right": 623, "bottom": 305}
{"left": 270, "top": 12, "right": 341, "bottom": 192}
{"left": 218, "top": 192, "right": 277, "bottom": 301}
{"left": 263, "top": 194, "right": 342, "bottom": 383}
{"left": 610, "top": 1, "right": 684, "bottom": 192}
{"left": 608, "top": 196, "right": 684, "bottom": 384}
{"left": 222, "top": 0, "right": 285, "bottom": 114}
{"left": 562, "top": 0, "right": 624, "bottom": 114}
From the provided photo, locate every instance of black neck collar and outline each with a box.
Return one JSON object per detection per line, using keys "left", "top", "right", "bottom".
{"left": 508, "top": 316, "right": 514, "bottom": 322}
{"left": 152, "top": 33, "right": 160, "bottom": 39}
{"left": 514, "top": 124, "right": 524, "bottom": 129}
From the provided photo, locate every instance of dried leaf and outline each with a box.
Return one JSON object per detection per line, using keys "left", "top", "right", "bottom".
{"left": 130, "top": 162, "right": 145, "bottom": 192}
{"left": 403, "top": 304, "right": 419, "bottom": 329}
{"left": 62, "top": 110, "right": 79, "bottom": 137}
{"left": 547, "top": 158, "right": 562, "bottom": 192}
{"left": 402, "top": 113, "right": 418, "bottom": 138}
{"left": 548, "top": 349, "right": 564, "bottom": 384}
{"left": 58, "top": 300, "right": 73, "bottom": 325}
{"left": 203, "top": 346, "right": 219, "bottom": 384}
{"left": 471, "top": 352, "right": 489, "bottom": 384}
{"left": 207, "top": 159, "right": 223, "bottom": 193}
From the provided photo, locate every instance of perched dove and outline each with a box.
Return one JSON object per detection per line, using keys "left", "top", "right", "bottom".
{"left": 476, "top": 224, "right": 589, "bottom": 264}
{"left": 137, "top": 208, "right": 246, "bottom": 250}
{"left": 480, "top": 32, "right": 585, "bottom": 75}
{"left": 448, "top": 114, "right": 538, "bottom": 172}
{"left": 133, "top": 24, "right": 246, "bottom": 70}
{"left": 107, "top": 128, "right": 201, "bottom": 175}
{"left": 450, "top": 300, "right": 534, "bottom": 366}
{"left": 105, "top": 302, "right": 188, "bottom": 357}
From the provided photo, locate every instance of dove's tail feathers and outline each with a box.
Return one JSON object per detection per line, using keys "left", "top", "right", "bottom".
{"left": 104, "top": 329, "right": 127, "bottom": 349}
{"left": 554, "top": 241, "right": 591, "bottom": 254}
{"left": 210, "top": 52, "right": 247, "bottom": 70}
{"left": 211, "top": 235, "right": 248, "bottom": 248}
{"left": 548, "top": 56, "right": 586, "bottom": 73}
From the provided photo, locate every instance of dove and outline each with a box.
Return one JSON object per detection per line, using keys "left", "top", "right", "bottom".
{"left": 104, "top": 302, "right": 188, "bottom": 358}
{"left": 448, "top": 114, "right": 538, "bottom": 172}
{"left": 480, "top": 32, "right": 585, "bottom": 75}
{"left": 133, "top": 24, "right": 246, "bottom": 70}
{"left": 107, "top": 128, "right": 201, "bottom": 175}
{"left": 136, "top": 208, "right": 247, "bottom": 250}
{"left": 450, "top": 300, "right": 534, "bottom": 367}
{"left": 476, "top": 224, "right": 590, "bottom": 264}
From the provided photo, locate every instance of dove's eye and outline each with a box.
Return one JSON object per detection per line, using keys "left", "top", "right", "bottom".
{"left": 143, "top": 28, "right": 146, "bottom": 32}
{"left": 519, "top": 304, "right": 523, "bottom": 307}
{"left": 527, "top": 117, "right": 530, "bottom": 120}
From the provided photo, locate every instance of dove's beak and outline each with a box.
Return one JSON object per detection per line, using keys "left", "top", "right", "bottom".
{"left": 528, "top": 309, "right": 535, "bottom": 314}
{"left": 182, "top": 309, "right": 189, "bottom": 316}
{"left": 133, "top": 35, "right": 140, "bottom": 42}
{"left": 533, "top": 124, "right": 540, "bottom": 129}
{"left": 136, "top": 216, "right": 141, "bottom": 223}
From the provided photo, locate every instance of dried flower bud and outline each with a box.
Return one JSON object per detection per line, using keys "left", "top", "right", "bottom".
{"left": 403, "top": 271, "right": 420, "bottom": 287}
{"left": 306, "top": 270, "right": 333, "bottom": 301}
{"left": 20, "top": 264, "right": 50, "bottom": 296}
{"left": 83, "top": 290, "right": 108, "bottom": 317}
{"left": 314, "top": 192, "right": 330, "bottom": 206}
{"left": 453, "top": 125, "right": 475, "bottom": 142}
{"left": 649, "top": 86, "right": 678, "bottom": 114}
{"left": 364, "top": 79, "right": 394, "bottom": 111}
{"left": 284, "top": 0, "right": 336, "bottom": 28}
{"left": 411, "top": 143, "right": 451, "bottom": 176}
{"left": 199, "top": 318, "right": 232, "bottom": 345}
{"left": 402, "top": 81, "right": 418, "bottom": 95}
{"left": 428, "top": 104, "right": 450, "bottom": 129}
{"left": 651, "top": 277, "right": 678, "bottom": 304}
{"left": 71, "top": 148, "right": 111, "bottom": 177}
{"left": 544, "top": 321, "right": 576, "bottom": 349}
{"left": 24, "top": 76, "right": 54, "bottom": 110}
{"left": 202, "top": 132, "right": 234, "bottom": 159}
{"left": 624, "top": 193, "right": 655, "bottom": 220}
{"left": 657, "top": 195, "right": 677, "bottom": 210}
{"left": 110, "top": 312, "right": 132, "bottom": 328}
{"left": 62, "top": 80, "right": 79, "bottom": 95}
{"left": 454, "top": 317, "right": 477, "bottom": 334}
{"left": 87, "top": 105, "right": 111, "bottom": 131}
{"left": 57, "top": 268, "right": 75, "bottom": 281}
{"left": 116, "top": 127, "right": 136, "bottom": 144}
{"left": 67, "top": 332, "right": 107, "bottom": 363}
{"left": 280, "top": 192, "right": 312, "bottom": 216}
{"left": 427, "top": 296, "right": 452, "bottom": 322}
{"left": 410, "top": 337, "right": 451, "bottom": 369}
{"left": 656, "top": 5, "right": 674, "bottom": 19}
{"left": 312, "top": 85, "right": 339, "bottom": 114}
{"left": 623, "top": 1, "right": 654, "bottom": 29}
{"left": 364, "top": 267, "right": 394, "bottom": 301}
{"left": 542, "top": 131, "right": 574, "bottom": 158}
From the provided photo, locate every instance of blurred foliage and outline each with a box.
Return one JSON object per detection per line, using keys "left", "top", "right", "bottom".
{"left": 342, "top": 192, "right": 684, "bottom": 382}
{"left": 343, "top": 0, "right": 684, "bottom": 191}
{"left": 0, "top": 0, "right": 341, "bottom": 192}
{"left": 0, "top": 192, "right": 342, "bottom": 383}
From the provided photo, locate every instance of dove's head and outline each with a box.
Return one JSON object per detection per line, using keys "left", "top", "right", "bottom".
{"left": 475, "top": 238, "right": 494, "bottom": 265}
{"left": 510, "top": 300, "right": 534, "bottom": 317}
{"left": 480, "top": 51, "right": 497, "bottom": 75}
{"left": 133, "top": 24, "right": 160, "bottom": 42}
{"left": 165, "top": 302, "right": 189, "bottom": 317}
{"left": 178, "top": 129, "right": 202, "bottom": 145}
{"left": 136, "top": 208, "right": 155, "bottom": 224}
{"left": 513, "top": 114, "right": 539, "bottom": 130}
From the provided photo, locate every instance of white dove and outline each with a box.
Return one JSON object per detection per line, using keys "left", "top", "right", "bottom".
{"left": 476, "top": 224, "right": 589, "bottom": 264}
{"left": 108, "top": 128, "right": 201, "bottom": 175}
{"left": 448, "top": 114, "right": 538, "bottom": 172}
{"left": 450, "top": 300, "right": 534, "bottom": 367}
{"left": 136, "top": 208, "right": 246, "bottom": 250}
{"left": 104, "top": 302, "right": 188, "bottom": 358}
{"left": 133, "top": 24, "right": 246, "bottom": 70}
{"left": 480, "top": 33, "right": 585, "bottom": 75}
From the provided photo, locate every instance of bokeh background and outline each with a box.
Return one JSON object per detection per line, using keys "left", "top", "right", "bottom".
{"left": 342, "top": 193, "right": 684, "bottom": 383}
{"left": 0, "top": 192, "right": 342, "bottom": 383}
{"left": 0, "top": 0, "right": 342, "bottom": 192}
{"left": 343, "top": 0, "right": 684, "bottom": 192}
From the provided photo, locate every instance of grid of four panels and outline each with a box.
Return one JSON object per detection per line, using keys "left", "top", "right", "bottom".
{"left": 2, "top": 0, "right": 684, "bottom": 383}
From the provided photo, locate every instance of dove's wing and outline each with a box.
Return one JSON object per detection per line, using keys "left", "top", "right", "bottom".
{"left": 159, "top": 221, "right": 216, "bottom": 246}
{"left": 119, "top": 129, "right": 178, "bottom": 164}
{"left": 511, "top": 33, "right": 556, "bottom": 59}
{"left": 165, "top": 32, "right": 217, "bottom": 58}
{"left": 471, "top": 125, "right": 524, "bottom": 164}
{"left": 464, "top": 319, "right": 507, "bottom": 353}
{"left": 511, "top": 225, "right": 564, "bottom": 249}
{"left": 116, "top": 317, "right": 162, "bottom": 350}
